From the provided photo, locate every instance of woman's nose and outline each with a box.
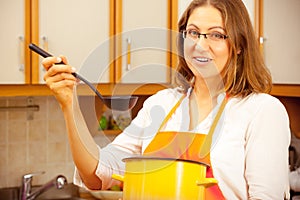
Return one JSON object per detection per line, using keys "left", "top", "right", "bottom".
{"left": 195, "top": 37, "right": 209, "bottom": 51}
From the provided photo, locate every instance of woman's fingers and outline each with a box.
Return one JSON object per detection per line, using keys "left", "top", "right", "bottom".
{"left": 46, "top": 79, "right": 75, "bottom": 92}
{"left": 44, "top": 64, "right": 76, "bottom": 81}
{"left": 59, "top": 55, "right": 68, "bottom": 65}
{"left": 42, "top": 56, "right": 63, "bottom": 71}
{"left": 44, "top": 71, "right": 76, "bottom": 86}
{"left": 42, "top": 55, "right": 76, "bottom": 83}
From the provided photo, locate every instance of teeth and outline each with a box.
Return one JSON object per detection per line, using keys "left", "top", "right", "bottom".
{"left": 196, "top": 57, "right": 209, "bottom": 62}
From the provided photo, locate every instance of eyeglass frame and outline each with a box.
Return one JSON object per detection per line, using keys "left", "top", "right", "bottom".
{"left": 182, "top": 29, "right": 228, "bottom": 42}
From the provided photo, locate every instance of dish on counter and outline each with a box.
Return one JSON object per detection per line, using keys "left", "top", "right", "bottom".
{"left": 89, "top": 190, "right": 123, "bottom": 200}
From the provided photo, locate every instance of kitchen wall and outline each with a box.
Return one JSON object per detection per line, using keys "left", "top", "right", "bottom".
{"left": 0, "top": 96, "right": 115, "bottom": 188}
{"left": 0, "top": 96, "right": 133, "bottom": 188}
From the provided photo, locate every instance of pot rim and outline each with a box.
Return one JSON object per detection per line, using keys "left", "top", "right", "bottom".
{"left": 122, "top": 156, "right": 210, "bottom": 167}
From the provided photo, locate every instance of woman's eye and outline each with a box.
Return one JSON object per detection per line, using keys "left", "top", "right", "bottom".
{"left": 210, "top": 32, "right": 224, "bottom": 39}
{"left": 188, "top": 30, "right": 199, "bottom": 37}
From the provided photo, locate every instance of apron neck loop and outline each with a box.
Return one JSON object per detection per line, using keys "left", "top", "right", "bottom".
{"left": 158, "top": 93, "right": 186, "bottom": 131}
{"left": 199, "top": 94, "right": 228, "bottom": 158}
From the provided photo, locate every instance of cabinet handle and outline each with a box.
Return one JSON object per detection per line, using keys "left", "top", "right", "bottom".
{"left": 41, "top": 36, "right": 49, "bottom": 51}
{"left": 18, "top": 36, "right": 25, "bottom": 72}
{"left": 259, "top": 36, "right": 266, "bottom": 44}
{"left": 126, "top": 37, "right": 131, "bottom": 70}
{"left": 259, "top": 36, "right": 266, "bottom": 53}
{"left": 41, "top": 36, "right": 48, "bottom": 72}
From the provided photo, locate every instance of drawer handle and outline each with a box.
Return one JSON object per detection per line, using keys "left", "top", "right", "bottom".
{"left": 18, "top": 36, "right": 25, "bottom": 72}
{"left": 126, "top": 37, "right": 131, "bottom": 71}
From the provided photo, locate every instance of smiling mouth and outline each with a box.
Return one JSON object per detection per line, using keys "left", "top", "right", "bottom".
{"left": 195, "top": 57, "right": 212, "bottom": 62}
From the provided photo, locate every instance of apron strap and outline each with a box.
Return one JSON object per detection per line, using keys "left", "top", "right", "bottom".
{"left": 157, "top": 94, "right": 186, "bottom": 131}
{"left": 199, "top": 95, "right": 228, "bottom": 158}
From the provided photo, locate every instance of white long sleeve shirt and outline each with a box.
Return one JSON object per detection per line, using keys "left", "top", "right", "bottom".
{"left": 74, "top": 88, "right": 291, "bottom": 199}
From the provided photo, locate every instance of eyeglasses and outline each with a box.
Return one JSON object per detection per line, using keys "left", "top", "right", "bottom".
{"left": 182, "top": 29, "right": 228, "bottom": 43}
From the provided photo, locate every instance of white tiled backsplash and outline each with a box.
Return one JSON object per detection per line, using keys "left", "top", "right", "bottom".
{"left": 0, "top": 96, "right": 115, "bottom": 188}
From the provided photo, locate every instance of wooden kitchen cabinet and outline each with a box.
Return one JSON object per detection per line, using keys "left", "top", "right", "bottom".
{"left": 0, "top": 0, "right": 111, "bottom": 84}
{"left": 35, "top": 0, "right": 177, "bottom": 86}
{"left": 0, "top": 0, "right": 30, "bottom": 84}
{"left": 263, "top": 0, "right": 300, "bottom": 85}
{"left": 0, "top": 0, "right": 178, "bottom": 96}
{"left": 114, "top": 0, "right": 175, "bottom": 84}
{"left": 31, "top": 0, "right": 111, "bottom": 84}
{"left": 260, "top": 0, "right": 300, "bottom": 97}
{"left": 228, "top": 0, "right": 300, "bottom": 97}
{"left": 0, "top": 0, "right": 112, "bottom": 95}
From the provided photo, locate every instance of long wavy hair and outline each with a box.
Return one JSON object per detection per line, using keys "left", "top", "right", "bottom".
{"left": 175, "top": 0, "right": 272, "bottom": 97}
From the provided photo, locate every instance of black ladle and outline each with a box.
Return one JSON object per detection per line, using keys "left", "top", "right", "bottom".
{"left": 29, "top": 43, "right": 138, "bottom": 111}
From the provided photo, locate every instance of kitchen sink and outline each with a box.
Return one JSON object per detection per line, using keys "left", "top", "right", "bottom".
{"left": 35, "top": 183, "right": 79, "bottom": 200}
{"left": 0, "top": 183, "right": 85, "bottom": 200}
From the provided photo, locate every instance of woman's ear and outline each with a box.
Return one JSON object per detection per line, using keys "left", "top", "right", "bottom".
{"left": 237, "top": 48, "right": 242, "bottom": 54}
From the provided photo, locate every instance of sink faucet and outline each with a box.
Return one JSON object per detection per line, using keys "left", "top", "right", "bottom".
{"left": 19, "top": 171, "right": 67, "bottom": 200}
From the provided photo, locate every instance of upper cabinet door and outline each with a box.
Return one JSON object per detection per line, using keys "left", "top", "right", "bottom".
{"left": 263, "top": 0, "right": 300, "bottom": 84}
{"left": 34, "top": 0, "right": 111, "bottom": 84}
{"left": 0, "top": 0, "right": 27, "bottom": 84}
{"left": 178, "top": 0, "right": 191, "bottom": 20}
{"left": 116, "top": 0, "right": 171, "bottom": 84}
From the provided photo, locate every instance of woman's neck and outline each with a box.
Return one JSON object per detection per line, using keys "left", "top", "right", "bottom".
{"left": 188, "top": 77, "right": 224, "bottom": 130}
{"left": 192, "top": 76, "right": 223, "bottom": 103}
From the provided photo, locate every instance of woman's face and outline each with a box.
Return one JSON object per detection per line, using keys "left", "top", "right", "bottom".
{"left": 184, "top": 5, "right": 230, "bottom": 79}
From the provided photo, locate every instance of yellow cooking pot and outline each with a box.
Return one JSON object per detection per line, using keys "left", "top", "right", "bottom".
{"left": 112, "top": 157, "right": 217, "bottom": 200}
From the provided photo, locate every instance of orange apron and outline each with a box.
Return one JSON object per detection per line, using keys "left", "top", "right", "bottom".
{"left": 143, "top": 93, "right": 228, "bottom": 200}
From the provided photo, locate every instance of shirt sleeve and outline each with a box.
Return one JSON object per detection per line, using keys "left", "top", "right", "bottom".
{"left": 245, "top": 96, "right": 291, "bottom": 200}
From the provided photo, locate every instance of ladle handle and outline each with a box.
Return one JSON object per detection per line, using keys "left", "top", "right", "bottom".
{"left": 71, "top": 72, "right": 104, "bottom": 101}
{"left": 28, "top": 43, "right": 104, "bottom": 101}
{"left": 29, "top": 43, "right": 52, "bottom": 58}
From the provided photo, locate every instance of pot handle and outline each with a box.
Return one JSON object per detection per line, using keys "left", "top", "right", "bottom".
{"left": 112, "top": 174, "right": 124, "bottom": 182}
{"left": 196, "top": 178, "right": 218, "bottom": 188}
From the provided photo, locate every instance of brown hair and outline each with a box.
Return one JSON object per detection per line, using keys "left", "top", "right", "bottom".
{"left": 175, "top": 0, "right": 272, "bottom": 97}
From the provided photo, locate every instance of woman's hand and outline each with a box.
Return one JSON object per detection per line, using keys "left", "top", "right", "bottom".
{"left": 42, "top": 56, "right": 77, "bottom": 109}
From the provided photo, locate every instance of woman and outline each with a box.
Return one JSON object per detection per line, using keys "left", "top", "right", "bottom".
{"left": 42, "top": 0, "right": 291, "bottom": 199}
